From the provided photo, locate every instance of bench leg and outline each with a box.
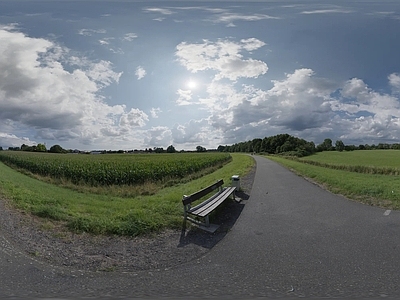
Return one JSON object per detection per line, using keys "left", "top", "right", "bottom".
{"left": 205, "top": 215, "right": 210, "bottom": 227}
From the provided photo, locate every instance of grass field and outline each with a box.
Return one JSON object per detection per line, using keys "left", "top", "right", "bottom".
{"left": 300, "top": 150, "right": 400, "bottom": 167}
{"left": 267, "top": 150, "right": 400, "bottom": 209}
{"left": 0, "top": 153, "right": 254, "bottom": 236}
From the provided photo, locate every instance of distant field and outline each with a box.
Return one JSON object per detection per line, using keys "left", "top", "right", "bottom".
{"left": 300, "top": 150, "right": 400, "bottom": 168}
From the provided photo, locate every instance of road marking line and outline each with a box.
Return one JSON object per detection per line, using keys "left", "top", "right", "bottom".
{"left": 384, "top": 210, "right": 391, "bottom": 216}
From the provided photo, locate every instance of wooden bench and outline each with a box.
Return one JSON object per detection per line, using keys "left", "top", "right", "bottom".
{"left": 182, "top": 179, "right": 237, "bottom": 232}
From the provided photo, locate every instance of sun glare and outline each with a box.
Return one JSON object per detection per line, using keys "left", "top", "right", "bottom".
{"left": 187, "top": 80, "right": 197, "bottom": 89}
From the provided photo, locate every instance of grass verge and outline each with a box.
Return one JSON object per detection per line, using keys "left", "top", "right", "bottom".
{"left": 267, "top": 155, "right": 400, "bottom": 210}
{"left": 0, "top": 153, "right": 254, "bottom": 236}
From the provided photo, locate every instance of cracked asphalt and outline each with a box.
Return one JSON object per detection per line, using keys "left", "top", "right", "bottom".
{"left": 1, "top": 155, "right": 400, "bottom": 299}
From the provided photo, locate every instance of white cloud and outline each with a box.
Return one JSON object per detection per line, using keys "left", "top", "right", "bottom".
{"left": 176, "top": 89, "right": 193, "bottom": 106}
{"left": 176, "top": 38, "right": 268, "bottom": 81}
{"left": 122, "top": 33, "right": 137, "bottom": 42}
{"left": 389, "top": 73, "right": 400, "bottom": 93}
{"left": 301, "top": 9, "right": 353, "bottom": 14}
{"left": 119, "top": 108, "right": 149, "bottom": 128}
{"left": 203, "top": 70, "right": 400, "bottom": 145}
{"left": 336, "top": 78, "right": 400, "bottom": 118}
{"left": 171, "top": 119, "right": 211, "bottom": 146}
{"left": 150, "top": 107, "right": 162, "bottom": 118}
{"left": 0, "top": 133, "right": 36, "bottom": 148}
{"left": 87, "top": 60, "right": 123, "bottom": 87}
{"left": 144, "top": 126, "right": 173, "bottom": 147}
{"left": 175, "top": 43, "right": 387, "bottom": 146}
{"left": 135, "top": 66, "right": 147, "bottom": 80}
{"left": 144, "top": 6, "right": 279, "bottom": 29}
{"left": 78, "top": 28, "right": 106, "bottom": 36}
{"left": 0, "top": 26, "right": 147, "bottom": 148}
{"left": 213, "top": 12, "right": 280, "bottom": 25}
{"left": 144, "top": 8, "right": 174, "bottom": 15}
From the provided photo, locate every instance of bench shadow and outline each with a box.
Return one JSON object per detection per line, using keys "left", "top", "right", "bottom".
{"left": 178, "top": 191, "right": 249, "bottom": 249}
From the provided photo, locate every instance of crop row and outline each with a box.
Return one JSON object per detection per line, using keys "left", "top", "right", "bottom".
{"left": 0, "top": 152, "right": 231, "bottom": 186}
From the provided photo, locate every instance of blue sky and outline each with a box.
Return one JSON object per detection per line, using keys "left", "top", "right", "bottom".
{"left": 1, "top": 1, "right": 400, "bottom": 151}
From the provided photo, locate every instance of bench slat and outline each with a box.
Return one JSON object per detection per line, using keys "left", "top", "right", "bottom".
{"left": 189, "top": 187, "right": 236, "bottom": 217}
{"left": 182, "top": 179, "right": 224, "bottom": 206}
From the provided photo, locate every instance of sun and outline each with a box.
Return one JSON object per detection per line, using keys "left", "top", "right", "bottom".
{"left": 186, "top": 80, "right": 197, "bottom": 89}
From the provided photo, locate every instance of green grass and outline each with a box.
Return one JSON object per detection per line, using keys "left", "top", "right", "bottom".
{"left": 300, "top": 150, "right": 400, "bottom": 167}
{"left": 267, "top": 154, "right": 400, "bottom": 209}
{"left": 0, "top": 153, "right": 254, "bottom": 236}
{"left": 296, "top": 150, "right": 400, "bottom": 175}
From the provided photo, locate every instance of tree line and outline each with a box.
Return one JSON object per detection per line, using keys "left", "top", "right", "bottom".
{"left": 2, "top": 143, "right": 210, "bottom": 154}
{"left": 217, "top": 135, "right": 400, "bottom": 157}
{"left": 3, "top": 135, "right": 400, "bottom": 157}
{"left": 6, "top": 143, "right": 67, "bottom": 153}
{"left": 217, "top": 134, "right": 316, "bottom": 157}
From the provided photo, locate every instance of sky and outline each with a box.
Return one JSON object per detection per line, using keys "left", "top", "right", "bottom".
{"left": 1, "top": 0, "right": 400, "bottom": 151}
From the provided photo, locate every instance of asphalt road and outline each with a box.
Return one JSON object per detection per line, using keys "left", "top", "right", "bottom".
{"left": 1, "top": 155, "right": 400, "bottom": 298}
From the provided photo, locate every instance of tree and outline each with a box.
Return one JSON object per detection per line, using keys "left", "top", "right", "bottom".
{"left": 21, "top": 144, "right": 32, "bottom": 151}
{"left": 317, "top": 138, "right": 333, "bottom": 151}
{"left": 196, "top": 146, "right": 206, "bottom": 152}
{"left": 0, "top": 146, "right": 3, "bottom": 151}
{"left": 335, "top": 140, "right": 345, "bottom": 152}
{"left": 166, "top": 145, "right": 176, "bottom": 153}
{"left": 252, "top": 138, "right": 262, "bottom": 153}
{"left": 217, "top": 145, "right": 226, "bottom": 152}
{"left": 154, "top": 147, "right": 164, "bottom": 153}
{"left": 49, "top": 144, "right": 65, "bottom": 153}
{"left": 36, "top": 143, "right": 47, "bottom": 152}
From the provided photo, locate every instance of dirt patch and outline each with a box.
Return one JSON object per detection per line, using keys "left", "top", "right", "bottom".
{"left": 0, "top": 164, "right": 256, "bottom": 273}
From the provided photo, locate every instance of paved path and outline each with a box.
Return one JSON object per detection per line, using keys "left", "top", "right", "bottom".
{"left": 1, "top": 155, "right": 400, "bottom": 298}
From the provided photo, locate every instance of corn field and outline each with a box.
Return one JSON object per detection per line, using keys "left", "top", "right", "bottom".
{"left": 0, "top": 151, "right": 231, "bottom": 186}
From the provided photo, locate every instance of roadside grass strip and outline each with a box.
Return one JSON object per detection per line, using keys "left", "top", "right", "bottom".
{"left": 267, "top": 155, "right": 400, "bottom": 210}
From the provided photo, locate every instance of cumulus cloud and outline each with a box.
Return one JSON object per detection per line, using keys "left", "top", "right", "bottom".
{"left": 171, "top": 119, "right": 211, "bottom": 145}
{"left": 207, "top": 68, "right": 337, "bottom": 142}
{"left": 0, "top": 26, "right": 148, "bottom": 148}
{"left": 389, "top": 73, "right": 400, "bottom": 93}
{"left": 174, "top": 34, "right": 400, "bottom": 147}
{"left": 176, "top": 38, "right": 268, "bottom": 81}
{"left": 142, "top": 119, "right": 214, "bottom": 149}
{"left": 204, "top": 69, "right": 400, "bottom": 145}
{"left": 144, "top": 126, "right": 173, "bottom": 147}
{"left": 135, "top": 66, "right": 147, "bottom": 80}
{"left": 0, "top": 133, "right": 36, "bottom": 148}
{"left": 150, "top": 107, "right": 162, "bottom": 118}
{"left": 119, "top": 108, "right": 149, "bottom": 128}
{"left": 176, "top": 89, "right": 193, "bottom": 106}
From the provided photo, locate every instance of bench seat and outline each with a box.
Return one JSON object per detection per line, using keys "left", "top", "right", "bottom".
{"left": 182, "top": 179, "right": 236, "bottom": 232}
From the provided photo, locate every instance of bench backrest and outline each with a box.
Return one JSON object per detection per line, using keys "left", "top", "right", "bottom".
{"left": 182, "top": 179, "right": 224, "bottom": 206}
